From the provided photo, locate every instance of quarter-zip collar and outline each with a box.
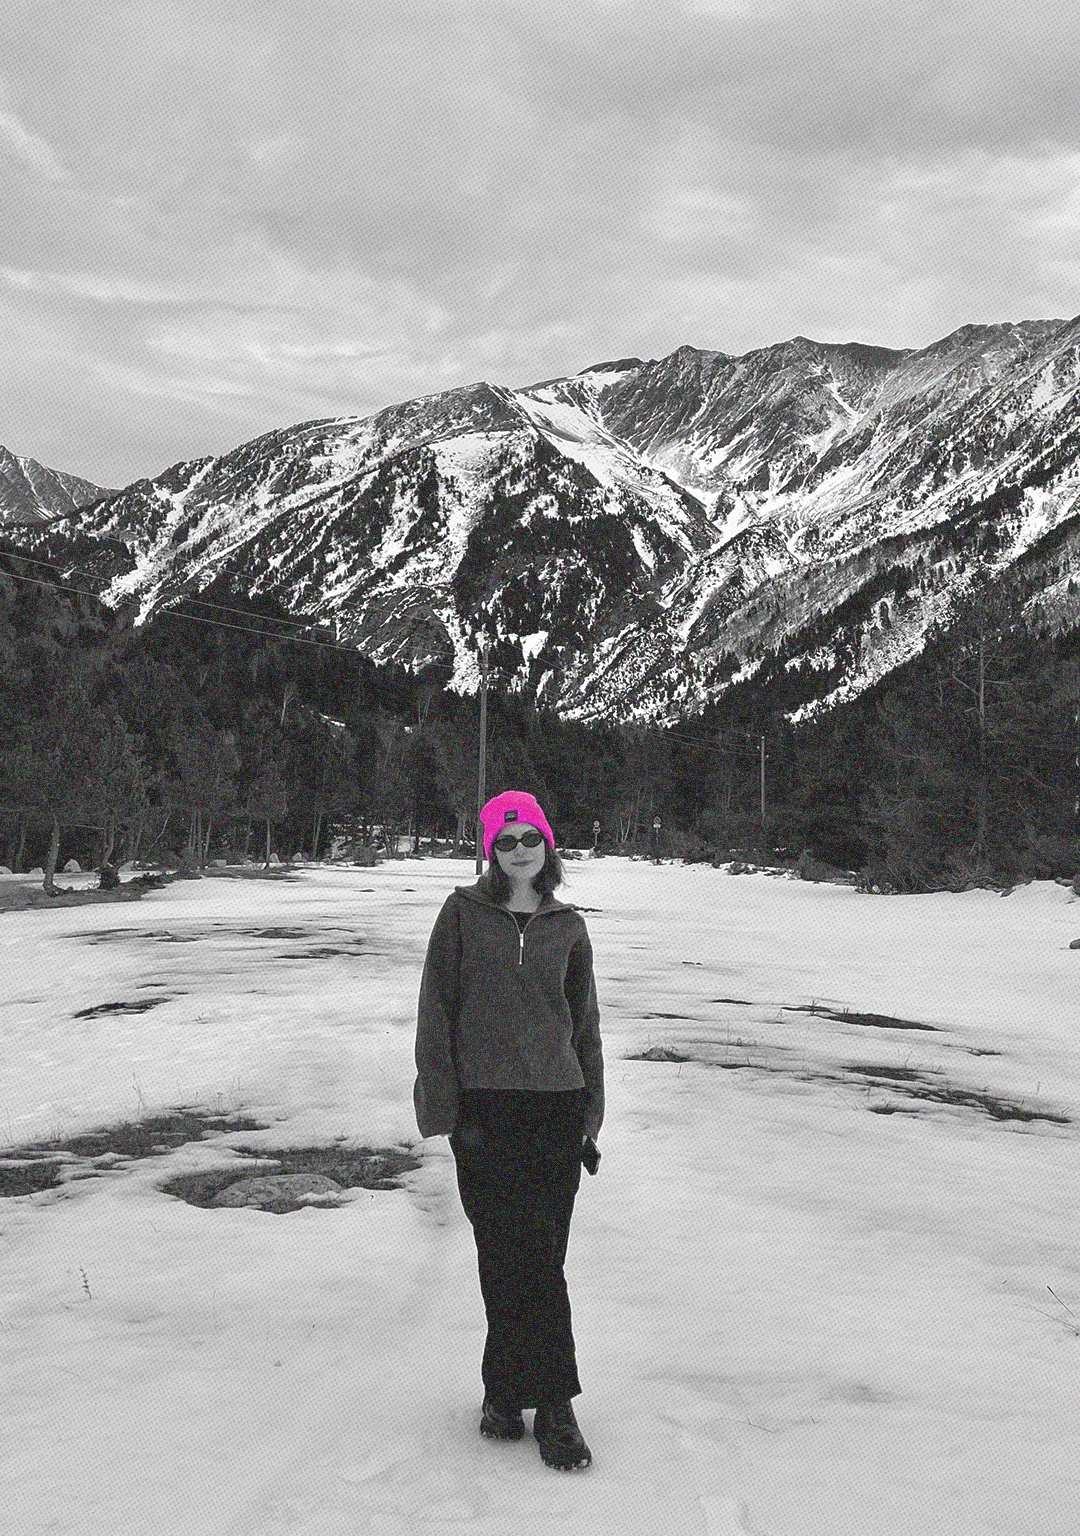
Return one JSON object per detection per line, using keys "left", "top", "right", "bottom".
{"left": 454, "top": 881, "right": 572, "bottom": 966}
{"left": 454, "top": 881, "right": 573, "bottom": 915}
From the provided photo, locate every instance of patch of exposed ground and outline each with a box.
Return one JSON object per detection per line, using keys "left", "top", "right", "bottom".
{"left": 631, "top": 1045, "right": 694, "bottom": 1063}
{"left": 783, "top": 1004, "right": 940, "bottom": 1032}
{"left": 64, "top": 921, "right": 378, "bottom": 959}
{"left": 72, "top": 997, "right": 176, "bottom": 1018}
{"left": 845, "top": 1063, "right": 1070, "bottom": 1124}
{"left": 624, "top": 1031, "right": 1071, "bottom": 1128}
{"left": 0, "top": 881, "right": 152, "bottom": 913}
{"left": 158, "top": 1143, "right": 423, "bottom": 1213}
{"left": 0, "top": 1110, "right": 268, "bottom": 1198}
{"left": 1, "top": 1112, "right": 423, "bottom": 1207}
{"left": 0, "top": 864, "right": 304, "bottom": 914}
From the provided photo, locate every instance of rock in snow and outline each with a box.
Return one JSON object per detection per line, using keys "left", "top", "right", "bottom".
{"left": 210, "top": 1173, "right": 343, "bottom": 1211}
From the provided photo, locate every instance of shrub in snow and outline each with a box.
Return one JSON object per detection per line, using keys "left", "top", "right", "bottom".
{"left": 27, "top": 867, "right": 44, "bottom": 879}
{"left": 0, "top": 865, "right": 12, "bottom": 877}
{"left": 63, "top": 859, "right": 81, "bottom": 873}
{"left": 797, "top": 849, "right": 854, "bottom": 883}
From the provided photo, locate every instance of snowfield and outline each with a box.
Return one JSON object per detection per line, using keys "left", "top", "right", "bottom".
{"left": 2, "top": 859, "right": 1079, "bottom": 1536}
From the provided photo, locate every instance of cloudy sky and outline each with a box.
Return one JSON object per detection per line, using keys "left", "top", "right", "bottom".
{"left": 2, "top": 0, "right": 1079, "bottom": 486}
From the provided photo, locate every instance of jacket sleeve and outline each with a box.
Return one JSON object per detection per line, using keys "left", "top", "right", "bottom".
{"left": 413, "top": 894, "right": 462, "bottom": 1138}
{"left": 565, "top": 925, "right": 605, "bottom": 1141}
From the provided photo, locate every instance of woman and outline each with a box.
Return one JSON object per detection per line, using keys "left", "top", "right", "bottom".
{"left": 413, "top": 789, "right": 604, "bottom": 1471}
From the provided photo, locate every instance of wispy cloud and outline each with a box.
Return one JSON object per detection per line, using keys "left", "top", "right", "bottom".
{"left": 1, "top": 1, "right": 1079, "bottom": 484}
{"left": 0, "top": 108, "right": 65, "bottom": 182}
{"left": 0, "top": 78, "right": 65, "bottom": 182}
{"left": 0, "top": 267, "right": 192, "bottom": 304}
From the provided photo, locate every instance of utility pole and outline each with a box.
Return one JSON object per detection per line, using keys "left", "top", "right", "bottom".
{"left": 474, "top": 638, "right": 489, "bottom": 875}
{"left": 976, "top": 623, "right": 987, "bottom": 858}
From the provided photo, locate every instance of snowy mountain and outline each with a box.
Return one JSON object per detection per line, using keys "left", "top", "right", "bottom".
{"left": 8, "top": 318, "right": 1080, "bottom": 724}
{"left": 0, "top": 445, "right": 114, "bottom": 525}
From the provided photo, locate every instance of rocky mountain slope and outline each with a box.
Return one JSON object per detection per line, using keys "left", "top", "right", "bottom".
{"left": 7, "top": 317, "right": 1080, "bottom": 725}
{"left": 0, "top": 446, "right": 114, "bottom": 525}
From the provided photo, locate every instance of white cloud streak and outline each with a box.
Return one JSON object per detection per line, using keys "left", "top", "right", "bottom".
{"left": 0, "top": 95, "right": 65, "bottom": 182}
{"left": 1, "top": 1, "right": 1079, "bottom": 484}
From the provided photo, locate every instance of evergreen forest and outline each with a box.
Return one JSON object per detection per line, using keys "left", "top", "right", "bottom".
{"left": 2, "top": 543, "right": 1078, "bottom": 894}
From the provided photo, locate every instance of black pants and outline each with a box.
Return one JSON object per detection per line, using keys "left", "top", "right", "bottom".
{"left": 450, "top": 1087, "right": 587, "bottom": 1410}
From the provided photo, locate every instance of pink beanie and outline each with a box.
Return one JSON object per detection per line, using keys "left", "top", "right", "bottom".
{"left": 479, "top": 791, "right": 556, "bottom": 863}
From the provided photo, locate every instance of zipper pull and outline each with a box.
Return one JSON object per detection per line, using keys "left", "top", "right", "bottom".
{"left": 519, "top": 927, "right": 525, "bottom": 966}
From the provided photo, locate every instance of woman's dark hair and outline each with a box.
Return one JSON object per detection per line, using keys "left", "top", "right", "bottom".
{"left": 482, "top": 841, "right": 565, "bottom": 904}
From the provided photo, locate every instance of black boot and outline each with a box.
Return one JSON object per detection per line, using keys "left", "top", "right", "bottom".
{"left": 480, "top": 1395, "right": 525, "bottom": 1441}
{"left": 533, "top": 1400, "right": 592, "bottom": 1470}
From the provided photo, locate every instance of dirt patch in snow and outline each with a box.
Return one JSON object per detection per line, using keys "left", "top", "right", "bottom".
{"left": 159, "top": 1143, "right": 423, "bottom": 1213}
{"left": 784, "top": 1004, "right": 940, "bottom": 1031}
{"left": 0, "top": 1110, "right": 270, "bottom": 1198}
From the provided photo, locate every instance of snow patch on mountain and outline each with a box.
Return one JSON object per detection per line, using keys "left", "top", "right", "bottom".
{"left": 788, "top": 587, "right": 953, "bottom": 725}
{"left": 9, "top": 317, "right": 1080, "bottom": 728}
{"left": 513, "top": 387, "right": 705, "bottom": 524}
{"left": 305, "top": 418, "right": 378, "bottom": 479}
{"left": 431, "top": 433, "right": 502, "bottom": 557}
{"left": 519, "top": 630, "right": 548, "bottom": 663}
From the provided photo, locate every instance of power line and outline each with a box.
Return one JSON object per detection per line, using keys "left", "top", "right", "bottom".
{"left": 662, "top": 727, "right": 772, "bottom": 761}
{"left": 0, "top": 562, "right": 774, "bottom": 751}
{"left": 0, "top": 567, "right": 766, "bottom": 746}
{"left": 3, "top": 551, "right": 336, "bottom": 636}
{"left": 0, "top": 565, "right": 357, "bottom": 656}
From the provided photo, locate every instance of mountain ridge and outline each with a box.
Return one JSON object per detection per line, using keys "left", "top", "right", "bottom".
{"left": 0, "top": 446, "right": 116, "bottom": 526}
{"left": 5, "top": 316, "right": 1080, "bottom": 726}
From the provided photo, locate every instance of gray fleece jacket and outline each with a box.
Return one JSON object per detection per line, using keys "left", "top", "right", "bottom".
{"left": 413, "top": 881, "right": 605, "bottom": 1142}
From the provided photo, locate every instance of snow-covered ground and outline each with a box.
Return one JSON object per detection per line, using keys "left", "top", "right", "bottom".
{"left": 2, "top": 859, "right": 1079, "bottom": 1536}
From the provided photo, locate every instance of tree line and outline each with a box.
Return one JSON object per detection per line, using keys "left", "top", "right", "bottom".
{"left": 1, "top": 545, "right": 1078, "bottom": 893}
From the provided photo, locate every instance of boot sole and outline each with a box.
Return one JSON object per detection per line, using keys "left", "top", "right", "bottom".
{"left": 534, "top": 1427, "right": 592, "bottom": 1469}
{"left": 538, "top": 1448, "right": 592, "bottom": 1469}
{"left": 480, "top": 1423, "right": 525, "bottom": 1441}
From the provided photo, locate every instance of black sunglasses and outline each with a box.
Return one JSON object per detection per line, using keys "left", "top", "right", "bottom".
{"left": 493, "top": 831, "right": 545, "bottom": 852}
